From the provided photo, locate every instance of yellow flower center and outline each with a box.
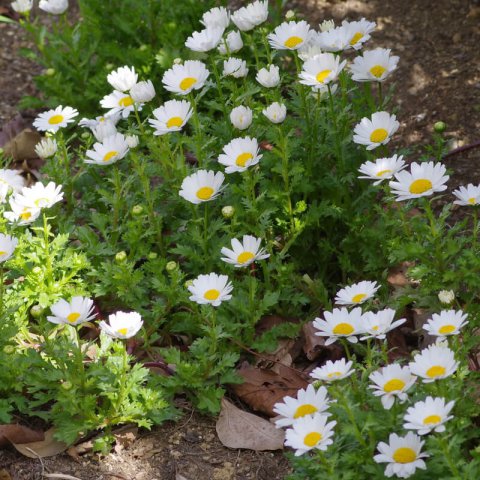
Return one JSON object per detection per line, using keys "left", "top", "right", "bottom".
{"left": 409, "top": 179, "right": 433, "bottom": 195}
{"left": 236, "top": 152, "right": 253, "bottom": 167}
{"left": 67, "top": 312, "right": 81, "bottom": 323}
{"left": 284, "top": 36, "right": 303, "bottom": 48}
{"left": 180, "top": 77, "right": 197, "bottom": 91}
{"left": 351, "top": 293, "right": 366, "bottom": 303}
{"left": 350, "top": 32, "right": 363, "bottom": 45}
{"left": 196, "top": 186, "right": 214, "bottom": 200}
{"left": 370, "top": 65, "right": 387, "bottom": 78}
{"left": 439, "top": 324, "right": 456, "bottom": 334}
{"left": 468, "top": 197, "right": 477, "bottom": 205}
{"left": 333, "top": 322, "right": 354, "bottom": 335}
{"left": 370, "top": 128, "right": 388, "bottom": 143}
{"left": 327, "top": 371, "right": 343, "bottom": 379}
{"left": 117, "top": 328, "right": 128, "bottom": 336}
{"left": 48, "top": 114, "right": 64, "bottom": 125}
{"left": 423, "top": 414, "right": 442, "bottom": 425}
{"left": 426, "top": 365, "right": 446, "bottom": 378}
{"left": 376, "top": 169, "right": 392, "bottom": 177}
{"left": 204, "top": 289, "right": 220, "bottom": 301}
{"left": 0, "top": 251, "right": 6, "bottom": 256}
{"left": 303, "top": 431, "right": 322, "bottom": 447}
{"left": 383, "top": 378, "right": 406, "bottom": 392}
{"left": 372, "top": 325, "right": 380, "bottom": 331}
{"left": 103, "top": 150, "right": 119, "bottom": 162}
{"left": 237, "top": 251, "right": 255, "bottom": 264}
{"left": 316, "top": 69, "right": 332, "bottom": 83}
{"left": 166, "top": 116, "right": 184, "bottom": 128}
{"left": 119, "top": 96, "right": 134, "bottom": 107}
{"left": 20, "top": 210, "right": 32, "bottom": 220}
{"left": 294, "top": 403, "right": 318, "bottom": 419}
{"left": 392, "top": 447, "right": 416, "bottom": 464}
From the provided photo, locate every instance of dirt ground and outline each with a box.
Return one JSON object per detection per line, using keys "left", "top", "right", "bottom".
{"left": 0, "top": 0, "right": 479, "bottom": 479}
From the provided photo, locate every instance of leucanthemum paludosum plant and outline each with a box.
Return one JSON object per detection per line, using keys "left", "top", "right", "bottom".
{"left": 4, "top": 0, "right": 480, "bottom": 471}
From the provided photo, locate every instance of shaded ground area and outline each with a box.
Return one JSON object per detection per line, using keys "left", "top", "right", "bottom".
{"left": 0, "top": 0, "right": 479, "bottom": 479}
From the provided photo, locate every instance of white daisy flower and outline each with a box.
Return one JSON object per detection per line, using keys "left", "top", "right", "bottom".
{"left": 350, "top": 48, "right": 399, "bottom": 82}
{"left": 389, "top": 161, "right": 449, "bottom": 201}
{"left": 218, "top": 136, "right": 262, "bottom": 173}
{"left": 4, "top": 197, "right": 41, "bottom": 225}
{"left": 310, "top": 358, "right": 355, "bottom": 382}
{"left": 230, "top": 105, "right": 253, "bottom": 130}
{"left": 353, "top": 111, "right": 400, "bottom": 150}
{"left": 423, "top": 310, "right": 468, "bottom": 338}
{"left": 11, "top": 0, "right": 33, "bottom": 14}
{"left": 130, "top": 80, "right": 156, "bottom": 103}
{"left": 14, "top": 181, "right": 63, "bottom": 210}
{"left": 319, "top": 19, "right": 335, "bottom": 32}
{"left": 268, "top": 20, "right": 312, "bottom": 51}
{"left": 0, "top": 234, "right": 18, "bottom": 263}
{"left": 403, "top": 397, "right": 455, "bottom": 435}
{"left": 148, "top": 100, "right": 193, "bottom": 136}
{"left": 343, "top": 18, "right": 376, "bottom": 50}
{"left": 409, "top": 344, "right": 459, "bottom": 383}
{"left": 223, "top": 58, "right": 249, "bottom": 78}
{"left": 35, "top": 138, "right": 58, "bottom": 159}
{"left": 313, "top": 307, "right": 364, "bottom": 345}
{"left": 162, "top": 60, "right": 210, "bottom": 95}
{"left": 369, "top": 364, "right": 417, "bottom": 410}
{"left": 299, "top": 53, "right": 347, "bottom": 89}
{"left": 298, "top": 44, "right": 324, "bottom": 62}
{"left": 100, "top": 90, "right": 142, "bottom": 119}
{"left": 78, "top": 113, "right": 121, "bottom": 130}
{"left": 0, "top": 168, "right": 26, "bottom": 203}
{"left": 361, "top": 309, "right": 406, "bottom": 340}
{"left": 374, "top": 432, "right": 428, "bottom": 478}
{"left": 201, "top": 6, "right": 230, "bottom": 29}
{"left": 218, "top": 30, "right": 243, "bottom": 54}
{"left": 256, "top": 65, "right": 280, "bottom": 88}
{"left": 358, "top": 154, "right": 406, "bottom": 185}
{"left": 179, "top": 170, "right": 225, "bottom": 204}
{"left": 47, "top": 296, "right": 96, "bottom": 326}
{"left": 220, "top": 235, "right": 269, "bottom": 267}
{"left": 231, "top": 0, "right": 268, "bottom": 32}
{"left": 90, "top": 118, "right": 118, "bottom": 142}
{"left": 313, "top": 26, "right": 351, "bottom": 52}
{"left": 38, "top": 0, "right": 68, "bottom": 15}
{"left": 273, "top": 384, "right": 330, "bottom": 428}
{"left": 285, "top": 413, "right": 336, "bottom": 456}
{"left": 107, "top": 65, "right": 138, "bottom": 93}
{"left": 85, "top": 132, "right": 130, "bottom": 166}
{"left": 188, "top": 272, "right": 233, "bottom": 307}
{"left": 335, "top": 280, "right": 380, "bottom": 306}
{"left": 185, "top": 27, "right": 225, "bottom": 53}
{"left": 438, "top": 290, "right": 455, "bottom": 305}
{"left": 453, "top": 183, "right": 480, "bottom": 206}
{"left": 262, "top": 102, "right": 287, "bottom": 124}
{"left": 99, "top": 311, "right": 143, "bottom": 339}
{"left": 33, "top": 105, "right": 78, "bottom": 133}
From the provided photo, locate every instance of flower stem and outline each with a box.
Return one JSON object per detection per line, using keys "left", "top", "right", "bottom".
{"left": 133, "top": 103, "right": 145, "bottom": 135}
{"left": 188, "top": 93, "right": 204, "bottom": 167}
{"left": 42, "top": 212, "right": 53, "bottom": 292}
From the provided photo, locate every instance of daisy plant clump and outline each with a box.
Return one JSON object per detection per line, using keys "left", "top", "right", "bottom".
{"left": 3, "top": 0, "right": 480, "bottom": 468}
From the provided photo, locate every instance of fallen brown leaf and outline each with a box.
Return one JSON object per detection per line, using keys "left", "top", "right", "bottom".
{"left": 0, "top": 424, "right": 44, "bottom": 447}
{"left": 12, "top": 428, "right": 68, "bottom": 458}
{"left": 231, "top": 362, "right": 308, "bottom": 416}
{"left": 216, "top": 398, "right": 284, "bottom": 451}
{"left": 3, "top": 129, "right": 41, "bottom": 161}
{"left": 113, "top": 425, "right": 138, "bottom": 453}
{"left": 0, "top": 469, "right": 12, "bottom": 480}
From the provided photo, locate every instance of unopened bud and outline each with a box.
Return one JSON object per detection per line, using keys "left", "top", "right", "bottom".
{"left": 173, "top": 58, "right": 182, "bottom": 65}
{"left": 222, "top": 206, "right": 235, "bottom": 219}
{"left": 285, "top": 10, "right": 295, "bottom": 20}
{"left": 32, "top": 266, "right": 42, "bottom": 275}
{"left": 115, "top": 251, "right": 127, "bottom": 263}
{"left": 61, "top": 381, "right": 73, "bottom": 391}
{"left": 438, "top": 290, "right": 455, "bottom": 304}
{"left": 126, "top": 134, "right": 139, "bottom": 148}
{"left": 148, "top": 252, "right": 158, "bottom": 260}
{"left": 184, "top": 280, "right": 193, "bottom": 288}
{"left": 3, "top": 345, "right": 15, "bottom": 354}
{"left": 45, "top": 68, "right": 55, "bottom": 76}
{"left": 30, "top": 304, "right": 44, "bottom": 318}
{"left": 166, "top": 261, "right": 177, "bottom": 272}
{"left": 434, "top": 121, "right": 446, "bottom": 133}
{"left": 131, "top": 205, "right": 144, "bottom": 216}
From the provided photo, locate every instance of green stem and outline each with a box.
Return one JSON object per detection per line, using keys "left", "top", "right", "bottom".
{"left": 277, "top": 126, "right": 295, "bottom": 234}
{"left": 188, "top": 93, "right": 204, "bottom": 167}
{"left": 115, "top": 343, "right": 129, "bottom": 418}
{"left": 0, "top": 266, "right": 4, "bottom": 316}
{"left": 43, "top": 212, "right": 53, "bottom": 292}
{"left": 73, "top": 327, "right": 86, "bottom": 392}
{"left": 472, "top": 208, "right": 478, "bottom": 249}
{"left": 327, "top": 84, "right": 343, "bottom": 172}
{"left": 439, "top": 435, "right": 461, "bottom": 478}
{"left": 133, "top": 103, "right": 145, "bottom": 135}
{"left": 378, "top": 82, "right": 383, "bottom": 109}
{"left": 210, "top": 58, "right": 229, "bottom": 122}
{"left": 203, "top": 202, "right": 209, "bottom": 265}
{"left": 112, "top": 165, "right": 123, "bottom": 231}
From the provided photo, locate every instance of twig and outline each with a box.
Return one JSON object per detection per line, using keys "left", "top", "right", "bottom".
{"left": 443, "top": 139, "right": 480, "bottom": 159}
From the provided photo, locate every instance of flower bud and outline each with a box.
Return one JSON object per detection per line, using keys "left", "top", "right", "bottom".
{"left": 115, "top": 251, "right": 127, "bottom": 263}
{"left": 126, "top": 134, "right": 139, "bottom": 148}
{"left": 131, "top": 204, "right": 144, "bottom": 216}
{"left": 32, "top": 266, "right": 42, "bottom": 275}
{"left": 61, "top": 381, "right": 73, "bottom": 391}
{"left": 130, "top": 80, "right": 156, "bottom": 103}
{"left": 148, "top": 252, "right": 158, "bottom": 260}
{"left": 45, "top": 68, "right": 56, "bottom": 77}
{"left": 222, "top": 206, "right": 235, "bottom": 218}
{"left": 173, "top": 58, "right": 182, "bottom": 65}
{"left": 438, "top": 290, "right": 455, "bottom": 304}
{"left": 230, "top": 105, "right": 252, "bottom": 130}
{"left": 434, "top": 121, "right": 446, "bottom": 133}
{"left": 3, "top": 345, "right": 15, "bottom": 354}
{"left": 184, "top": 280, "right": 193, "bottom": 288}
{"left": 285, "top": 10, "right": 295, "bottom": 20}
{"left": 30, "top": 304, "right": 44, "bottom": 318}
{"left": 166, "top": 261, "right": 178, "bottom": 272}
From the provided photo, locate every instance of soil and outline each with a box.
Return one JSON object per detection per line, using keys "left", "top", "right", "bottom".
{"left": 0, "top": 0, "right": 479, "bottom": 479}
